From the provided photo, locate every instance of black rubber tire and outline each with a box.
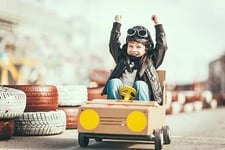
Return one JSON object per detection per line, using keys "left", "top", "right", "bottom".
{"left": 162, "top": 125, "right": 171, "bottom": 144}
{"left": 78, "top": 133, "right": 89, "bottom": 147}
{"left": 154, "top": 129, "right": 163, "bottom": 150}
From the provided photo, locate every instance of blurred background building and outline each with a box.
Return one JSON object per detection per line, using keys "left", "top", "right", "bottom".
{"left": 0, "top": 0, "right": 224, "bottom": 104}
{"left": 0, "top": 0, "right": 106, "bottom": 86}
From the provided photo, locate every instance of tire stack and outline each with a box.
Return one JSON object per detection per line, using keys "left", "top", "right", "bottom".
{"left": 87, "top": 86, "right": 106, "bottom": 101}
{"left": 0, "top": 86, "right": 26, "bottom": 140}
{"left": 89, "top": 69, "right": 110, "bottom": 86}
{"left": 181, "top": 91, "right": 203, "bottom": 113}
{"left": 166, "top": 90, "right": 218, "bottom": 115}
{"left": 201, "top": 90, "right": 218, "bottom": 109}
{"left": 57, "top": 85, "right": 87, "bottom": 129}
{"left": 166, "top": 91, "right": 185, "bottom": 115}
{"left": 3, "top": 85, "right": 66, "bottom": 136}
{"left": 88, "top": 69, "right": 108, "bottom": 101}
{"left": 180, "top": 90, "right": 218, "bottom": 113}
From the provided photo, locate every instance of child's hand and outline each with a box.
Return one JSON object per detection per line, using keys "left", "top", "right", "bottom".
{"left": 115, "top": 15, "right": 122, "bottom": 23}
{"left": 151, "top": 15, "right": 159, "bottom": 25}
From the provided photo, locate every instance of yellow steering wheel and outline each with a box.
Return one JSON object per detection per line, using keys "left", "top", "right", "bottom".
{"left": 119, "top": 86, "right": 137, "bottom": 101}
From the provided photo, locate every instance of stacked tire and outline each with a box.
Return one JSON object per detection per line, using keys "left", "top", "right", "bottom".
{"left": 0, "top": 119, "right": 15, "bottom": 140}
{"left": 89, "top": 69, "right": 110, "bottom": 86}
{"left": 202, "top": 90, "right": 218, "bottom": 109}
{"left": 166, "top": 90, "right": 218, "bottom": 115}
{"left": 57, "top": 85, "right": 87, "bottom": 129}
{"left": 3, "top": 85, "right": 66, "bottom": 136}
{"left": 0, "top": 86, "right": 26, "bottom": 140}
{"left": 87, "top": 86, "right": 106, "bottom": 100}
{"left": 166, "top": 91, "right": 185, "bottom": 115}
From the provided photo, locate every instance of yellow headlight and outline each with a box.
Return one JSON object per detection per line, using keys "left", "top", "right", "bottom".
{"left": 79, "top": 109, "right": 100, "bottom": 130}
{"left": 126, "top": 111, "right": 147, "bottom": 132}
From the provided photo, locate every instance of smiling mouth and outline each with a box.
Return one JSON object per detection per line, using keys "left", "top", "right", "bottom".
{"left": 132, "top": 52, "right": 138, "bottom": 55}
{"left": 134, "top": 52, "right": 138, "bottom": 56}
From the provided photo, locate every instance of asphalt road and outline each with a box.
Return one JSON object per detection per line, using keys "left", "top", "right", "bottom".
{"left": 1, "top": 107, "right": 225, "bottom": 150}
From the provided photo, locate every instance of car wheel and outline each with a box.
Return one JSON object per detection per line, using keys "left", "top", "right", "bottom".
{"left": 154, "top": 129, "right": 163, "bottom": 150}
{"left": 95, "top": 137, "right": 102, "bottom": 142}
{"left": 78, "top": 133, "right": 89, "bottom": 147}
{"left": 162, "top": 125, "right": 171, "bottom": 144}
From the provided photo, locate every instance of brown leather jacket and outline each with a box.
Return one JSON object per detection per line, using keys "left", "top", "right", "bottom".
{"left": 101, "top": 22, "right": 167, "bottom": 104}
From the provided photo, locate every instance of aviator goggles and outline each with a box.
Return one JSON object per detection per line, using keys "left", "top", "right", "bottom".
{"left": 127, "top": 28, "right": 148, "bottom": 38}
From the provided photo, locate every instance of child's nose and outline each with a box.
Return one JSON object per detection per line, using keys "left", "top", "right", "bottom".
{"left": 132, "top": 47, "right": 138, "bottom": 52}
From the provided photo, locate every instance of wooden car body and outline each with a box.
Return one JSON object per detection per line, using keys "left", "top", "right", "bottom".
{"left": 77, "top": 70, "right": 170, "bottom": 149}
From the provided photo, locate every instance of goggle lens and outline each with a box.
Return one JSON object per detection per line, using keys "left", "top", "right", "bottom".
{"left": 127, "top": 29, "right": 136, "bottom": 36}
{"left": 139, "top": 30, "right": 147, "bottom": 37}
{"left": 127, "top": 28, "right": 148, "bottom": 38}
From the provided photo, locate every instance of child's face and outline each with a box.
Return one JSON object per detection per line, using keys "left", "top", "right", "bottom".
{"left": 127, "top": 41, "right": 146, "bottom": 57}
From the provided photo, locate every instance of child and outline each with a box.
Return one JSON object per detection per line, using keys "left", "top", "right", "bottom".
{"left": 101, "top": 15, "right": 167, "bottom": 104}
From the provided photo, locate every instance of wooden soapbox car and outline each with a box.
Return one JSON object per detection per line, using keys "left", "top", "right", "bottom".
{"left": 77, "top": 70, "right": 171, "bottom": 150}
